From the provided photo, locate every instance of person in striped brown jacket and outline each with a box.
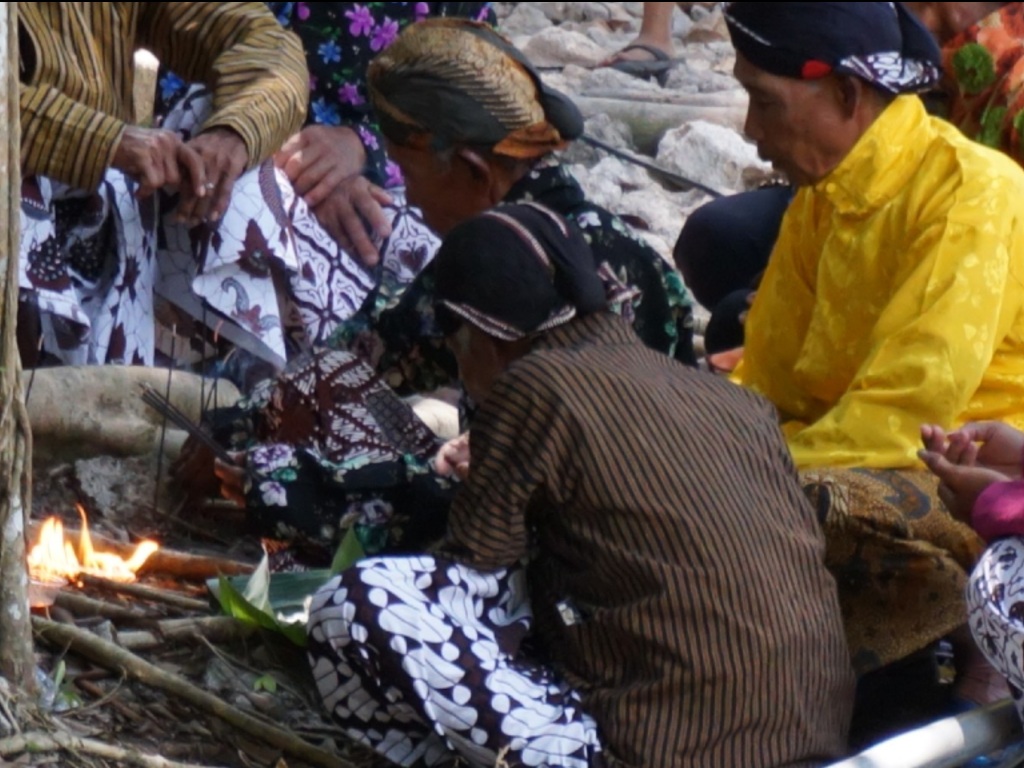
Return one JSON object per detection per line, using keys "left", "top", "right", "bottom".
{"left": 307, "top": 204, "right": 855, "bottom": 768}
{"left": 18, "top": 3, "right": 307, "bottom": 368}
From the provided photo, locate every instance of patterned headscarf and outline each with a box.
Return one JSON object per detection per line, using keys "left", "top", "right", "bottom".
{"left": 367, "top": 18, "right": 583, "bottom": 158}
{"left": 433, "top": 204, "right": 606, "bottom": 341}
{"left": 725, "top": 2, "right": 942, "bottom": 94}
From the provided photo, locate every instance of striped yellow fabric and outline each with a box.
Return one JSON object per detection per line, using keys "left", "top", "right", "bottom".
{"left": 445, "top": 313, "right": 855, "bottom": 767}
{"left": 20, "top": 2, "right": 308, "bottom": 192}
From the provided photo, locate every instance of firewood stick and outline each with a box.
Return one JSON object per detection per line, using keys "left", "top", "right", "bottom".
{"left": 78, "top": 575, "right": 211, "bottom": 613}
{"left": 0, "top": 730, "right": 218, "bottom": 767}
{"left": 117, "top": 617, "right": 254, "bottom": 652}
{"left": 33, "top": 618, "right": 353, "bottom": 768}
{"left": 55, "top": 590, "right": 157, "bottom": 623}
{"left": 28, "top": 520, "right": 254, "bottom": 580}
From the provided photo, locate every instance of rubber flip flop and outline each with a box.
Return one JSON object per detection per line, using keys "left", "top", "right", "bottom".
{"left": 607, "top": 43, "right": 676, "bottom": 87}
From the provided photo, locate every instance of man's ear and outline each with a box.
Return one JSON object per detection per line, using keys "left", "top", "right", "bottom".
{"left": 835, "top": 75, "right": 868, "bottom": 119}
{"left": 454, "top": 147, "right": 492, "bottom": 184}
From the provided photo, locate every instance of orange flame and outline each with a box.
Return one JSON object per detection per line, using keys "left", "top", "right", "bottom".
{"left": 28, "top": 506, "right": 159, "bottom": 584}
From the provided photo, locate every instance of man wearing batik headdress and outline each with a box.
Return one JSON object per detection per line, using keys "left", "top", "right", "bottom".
{"left": 307, "top": 203, "right": 855, "bottom": 768}
{"left": 722, "top": 0, "right": 1024, "bottom": 733}
{"left": 905, "top": 3, "right": 1024, "bottom": 166}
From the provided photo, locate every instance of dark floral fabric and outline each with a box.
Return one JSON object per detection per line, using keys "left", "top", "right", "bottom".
{"left": 942, "top": 4, "right": 1024, "bottom": 166}
{"left": 213, "top": 160, "right": 695, "bottom": 559}
{"left": 157, "top": 2, "right": 494, "bottom": 188}
{"left": 329, "top": 159, "right": 698, "bottom": 397}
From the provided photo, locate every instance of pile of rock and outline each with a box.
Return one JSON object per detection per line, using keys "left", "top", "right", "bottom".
{"left": 497, "top": 2, "right": 770, "bottom": 266}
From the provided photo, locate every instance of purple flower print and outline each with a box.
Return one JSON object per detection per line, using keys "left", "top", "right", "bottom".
{"left": 370, "top": 18, "right": 400, "bottom": 52}
{"left": 357, "top": 125, "right": 380, "bottom": 151}
{"left": 414, "top": 2, "right": 430, "bottom": 20}
{"left": 296, "top": 2, "right": 310, "bottom": 20}
{"left": 385, "top": 160, "right": 404, "bottom": 188}
{"left": 338, "top": 82, "right": 365, "bottom": 107}
{"left": 345, "top": 4, "right": 374, "bottom": 37}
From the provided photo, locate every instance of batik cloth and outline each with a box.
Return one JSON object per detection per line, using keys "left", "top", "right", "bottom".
{"left": 942, "top": 3, "right": 1024, "bottom": 168}
{"left": 308, "top": 556, "right": 605, "bottom": 768}
{"left": 157, "top": 86, "right": 438, "bottom": 368}
{"left": 19, "top": 173, "right": 159, "bottom": 365}
{"left": 157, "top": 3, "right": 495, "bottom": 190}
{"left": 801, "top": 467, "right": 985, "bottom": 674}
{"left": 724, "top": 1, "right": 941, "bottom": 94}
{"left": 212, "top": 349, "right": 454, "bottom": 563}
{"left": 967, "top": 536, "right": 1024, "bottom": 722}
{"left": 735, "top": 95, "right": 1024, "bottom": 469}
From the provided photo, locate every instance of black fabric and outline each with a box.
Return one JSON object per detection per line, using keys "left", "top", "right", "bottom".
{"left": 434, "top": 204, "right": 605, "bottom": 338}
{"left": 725, "top": 2, "right": 942, "bottom": 93}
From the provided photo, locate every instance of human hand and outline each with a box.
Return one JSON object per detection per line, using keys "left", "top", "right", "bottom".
{"left": 275, "top": 125, "right": 367, "bottom": 207}
{"left": 312, "top": 175, "right": 393, "bottom": 267}
{"left": 918, "top": 447, "right": 1010, "bottom": 523}
{"left": 175, "top": 128, "right": 249, "bottom": 227}
{"left": 435, "top": 433, "right": 470, "bottom": 481}
{"left": 214, "top": 452, "right": 248, "bottom": 508}
{"left": 111, "top": 125, "right": 207, "bottom": 200}
{"left": 922, "top": 422, "right": 1024, "bottom": 478}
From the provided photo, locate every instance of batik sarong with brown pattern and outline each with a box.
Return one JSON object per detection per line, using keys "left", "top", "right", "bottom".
{"left": 801, "top": 468, "right": 985, "bottom": 675}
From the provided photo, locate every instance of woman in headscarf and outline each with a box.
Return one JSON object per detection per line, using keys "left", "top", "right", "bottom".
{"left": 307, "top": 203, "right": 854, "bottom": 768}
{"left": 183, "top": 20, "right": 694, "bottom": 565}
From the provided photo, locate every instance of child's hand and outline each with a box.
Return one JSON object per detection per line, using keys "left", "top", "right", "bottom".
{"left": 214, "top": 452, "right": 248, "bottom": 508}
{"left": 918, "top": 447, "right": 1009, "bottom": 524}
{"left": 435, "top": 433, "right": 470, "bottom": 481}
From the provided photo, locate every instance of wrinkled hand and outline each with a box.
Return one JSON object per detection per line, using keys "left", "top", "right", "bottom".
{"left": 918, "top": 446, "right": 1009, "bottom": 523}
{"left": 435, "top": 433, "right": 470, "bottom": 481}
{"left": 313, "top": 175, "right": 393, "bottom": 267}
{"left": 111, "top": 125, "right": 206, "bottom": 200}
{"left": 176, "top": 128, "right": 249, "bottom": 227}
{"left": 276, "top": 125, "right": 367, "bottom": 206}
{"left": 922, "top": 422, "right": 1024, "bottom": 478}
{"left": 276, "top": 125, "right": 393, "bottom": 266}
{"left": 214, "top": 452, "right": 248, "bottom": 508}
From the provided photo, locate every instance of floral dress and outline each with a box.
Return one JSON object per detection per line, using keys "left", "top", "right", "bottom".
{"left": 942, "top": 3, "right": 1024, "bottom": 166}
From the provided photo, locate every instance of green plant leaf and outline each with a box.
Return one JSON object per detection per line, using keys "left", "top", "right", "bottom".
{"left": 253, "top": 674, "right": 278, "bottom": 694}
{"left": 215, "top": 573, "right": 308, "bottom": 647}
{"left": 331, "top": 528, "right": 366, "bottom": 575}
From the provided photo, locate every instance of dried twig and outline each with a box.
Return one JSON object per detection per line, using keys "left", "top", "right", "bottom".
{"left": 56, "top": 590, "right": 157, "bottom": 623}
{"left": 117, "top": 617, "right": 254, "bottom": 652}
{"left": 0, "top": 729, "right": 219, "bottom": 767}
{"left": 33, "top": 618, "right": 353, "bottom": 768}
{"left": 78, "top": 575, "right": 210, "bottom": 613}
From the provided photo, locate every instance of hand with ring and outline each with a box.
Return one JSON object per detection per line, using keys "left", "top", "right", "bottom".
{"left": 176, "top": 128, "right": 250, "bottom": 227}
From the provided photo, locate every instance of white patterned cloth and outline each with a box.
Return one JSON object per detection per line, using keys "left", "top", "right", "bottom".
{"left": 968, "top": 536, "right": 1024, "bottom": 721}
{"left": 308, "top": 556, "right": 605, "bottom": 768}
{"left": 19, "top": 85, "right": 438, "bottom": 370}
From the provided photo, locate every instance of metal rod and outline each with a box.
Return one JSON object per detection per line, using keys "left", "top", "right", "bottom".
{"left": 579, "top": 133, "right": 725, "bottom": 198}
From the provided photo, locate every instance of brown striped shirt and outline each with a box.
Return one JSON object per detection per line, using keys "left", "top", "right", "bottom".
{"left": 446, "top": 313, "right": 855, "bottom": 768}
{"left": 20, "top": 2, "right": 308, "bottom": 191}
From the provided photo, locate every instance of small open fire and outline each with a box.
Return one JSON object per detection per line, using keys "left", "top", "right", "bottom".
{"left": 28, "top": 506, "right": 159, "bottom": 585}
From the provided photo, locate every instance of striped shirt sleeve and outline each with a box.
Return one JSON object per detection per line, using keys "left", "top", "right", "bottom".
{"left": 20, "top": 83, "right": 126, "bottom": 192}
{"left": 445, "top": 361, "right": 570, "bottom": 571}
{"left": 138, "top": 2, "right": 308, "bottom": 168}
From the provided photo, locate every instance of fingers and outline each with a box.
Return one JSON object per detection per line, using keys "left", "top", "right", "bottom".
{"left": 175, "top": 143, "right": 207, "bottom": 201}
{"left": 275, "top": 131, "right": 307, "bottom": 170}
{"left": 214, "top": 458, "right": 247, "bottom": 508}
{"left": 303, "top": 167, "right": 350, "bottom": 209}
{"left": 920, "top": 424, "right": 947, "bottom": 454}
{"left": 945, "top": 431, "right": 975, "bottom": 466}
{"left": 918, "top": 449, "right": 960, "bottom": 486}
{"left": 354, "top": 184, "right": 392, "bottom": 241}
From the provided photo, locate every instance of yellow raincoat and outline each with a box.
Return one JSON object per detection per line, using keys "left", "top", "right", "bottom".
{"left": 736, "top": 95, "right": 1024, "bottom": 469}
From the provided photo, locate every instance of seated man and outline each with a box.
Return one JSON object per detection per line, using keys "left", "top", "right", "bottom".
{"left": 18, "top": 3, "right": 307, "bottom": 367}
{"left": 725, "top": 1, "right": 1024, "bottom": 691}
{"left": 307, "top": 204, "right": 855, "bottom": 768}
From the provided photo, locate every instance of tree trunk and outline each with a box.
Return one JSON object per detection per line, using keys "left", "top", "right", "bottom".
{"left": 0, "top": 2, "right": 36, "bottom": 692}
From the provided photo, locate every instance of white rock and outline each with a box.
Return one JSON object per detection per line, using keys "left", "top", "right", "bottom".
{"left": 559, "top": 112, "right": 636, "bottom": 168}
{"left": 521, "top": 26, "right": 609, "bottom": 68}
{"left": 500, "top": 3, "right": 553, "bottom": 37}
{"left": 672, "top": 8, "right": 695, "bottom": 41}
{"left": 656, "top": 120, "right": 768, "bottom": 195}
